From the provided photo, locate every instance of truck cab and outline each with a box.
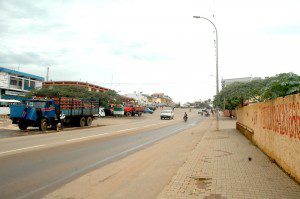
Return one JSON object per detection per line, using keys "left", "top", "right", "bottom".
{"left": 10, "top": 99, "right": 59, "bottom": 131}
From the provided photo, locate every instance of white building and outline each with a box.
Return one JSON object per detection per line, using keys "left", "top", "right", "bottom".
{"left": 0, "top": 67, "right": 44, "bottom": 99}
{"left": 124, "top": 92, "right": 149, "bottom": 106}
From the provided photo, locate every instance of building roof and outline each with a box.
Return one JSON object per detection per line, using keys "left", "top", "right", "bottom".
{"left": 0, "top": 67, "right": 44, "bottom": 81}
{"left": 151, "top": 93, "right": 164, "bottom": 96}
{"left": 120, "top": 95, "right": 135, "bottom": 101}
{"left": 43, "top": 81, "right": 110, "bottom": 92}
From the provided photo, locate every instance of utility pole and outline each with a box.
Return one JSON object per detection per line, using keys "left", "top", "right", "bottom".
{"left": 110, "top": 74, "right": 114, "bottom": 90}
{"left": 46, "top": 67, "right": 49, "bottom": 81}
{"left": 193, "top": 16, "right": 220, "bottom": 131}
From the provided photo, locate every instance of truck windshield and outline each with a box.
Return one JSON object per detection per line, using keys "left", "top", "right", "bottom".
{"left": 27, "top": 101, "right": 47, "bottom": 108}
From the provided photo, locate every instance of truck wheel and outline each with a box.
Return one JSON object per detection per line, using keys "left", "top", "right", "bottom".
{"left": 39, "top": 119, "right": 47, "bottom": 132}
{"left": 125, "top": 112, "right": 131, "bottom": 117}
{"left": 18, "top": 121, "right": 28, "bottom": 130}
{"left": 79, "top": 117, "right": 86, "bottom": 127}
{"left": 86, "top": 117, "right": 92, "bottom": 126}
{"left": 138, "top": 112, "right": 142, "bottom": 117}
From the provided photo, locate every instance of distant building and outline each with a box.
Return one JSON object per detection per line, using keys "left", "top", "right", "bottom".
{"left": 120, "top": 95, "right": 135, "bottom": 103}
{"left": 181, "top": 102, "right": 191, "bottom": 108}
{"left": 194, "top": 100, "right": 213, "bottom": 109}
{"left": 194, "top": 101, "right": 200, "bottom": 108}
{"left": 123, "top": 92, "right": 149, "bottom": 106}
{"left": 142, "top": 94, "right": 155, "bottom": 104}
{"left": 0, "top": 67, "right": 44, "bottom": 99}
{"left": 222, "top": 77, "right": 260, "bottom": 88}
{"left": 150, "top": 93, "right": 173, "bottom": 105}
{"left": 43, "top": 81, "right": 110, "bottom": 92}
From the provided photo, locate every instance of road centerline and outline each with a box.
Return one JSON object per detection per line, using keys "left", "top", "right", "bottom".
{"left": 0, "top": 144, "right": 46, "bottom": 155}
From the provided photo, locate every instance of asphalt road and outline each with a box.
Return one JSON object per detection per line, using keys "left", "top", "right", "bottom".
{"left": 0, "top": 113, "right": 202, "bottom": 199}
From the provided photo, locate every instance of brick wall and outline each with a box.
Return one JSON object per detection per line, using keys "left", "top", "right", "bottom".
{"left": 223, "top": 110, "right": 236, "bottom": 117}
{"left": 236, "top": 93, "right": 300, "bottom": 182}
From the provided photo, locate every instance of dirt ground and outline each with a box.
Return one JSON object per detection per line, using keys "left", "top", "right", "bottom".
{"left": 45, "top": 117, "right": 212, "bottom": 199}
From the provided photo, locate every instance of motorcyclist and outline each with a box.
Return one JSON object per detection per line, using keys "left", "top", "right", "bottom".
{"left": 183, "top": 112, "right": 188, "bottom": 121}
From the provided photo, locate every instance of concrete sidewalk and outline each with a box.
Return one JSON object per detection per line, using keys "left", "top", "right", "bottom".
{"left": 158, "top": 118, "right": 300, "bottom": 199}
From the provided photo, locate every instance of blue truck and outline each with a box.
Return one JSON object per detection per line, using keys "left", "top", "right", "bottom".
{"left": 10, "top": 98, "right": 100, "bottom": 131}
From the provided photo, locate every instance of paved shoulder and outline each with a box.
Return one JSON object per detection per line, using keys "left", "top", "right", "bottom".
{"left": 159, "top": 118, "right": 300, "bottom": 199}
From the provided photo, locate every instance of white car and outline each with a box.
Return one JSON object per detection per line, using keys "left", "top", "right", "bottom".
{"left": 98, "top": 108, "right": 106, "bottom": 117}
{"left": 0, "top": 99, "right": 20, "bottom": 115}
{"left": 197, "top": 109, "right": 205, "bottom": 115}
{"left": 160, "top": 110, "right": 174, "bottom": 120}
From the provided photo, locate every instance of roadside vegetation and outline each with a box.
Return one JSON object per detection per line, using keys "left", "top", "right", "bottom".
{"left": 197, "top": 99, "right": 212, "bottom": 109}
{"left": 214, "top": 72, "right": 300, "bottom": 110}
{"left": 26, "top": 86, "right": 124, "bottom": 107}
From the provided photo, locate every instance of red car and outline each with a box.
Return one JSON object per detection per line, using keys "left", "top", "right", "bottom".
{"left": 124, "top": 104, "right": 145, "bottom": 116}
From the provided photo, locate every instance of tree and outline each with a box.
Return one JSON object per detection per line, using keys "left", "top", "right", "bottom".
{"left": 261, "top": 73, "right": 300, "bottom": 100}
{"left": 214, "top": 72, "right": 300, "bottom": 111}
{"left": 197, "top": 99, "right": 212, "bottom": 109}
{"left": 26, "top": 86, "right": 123, "bottom": 107}
{"left": 214, "top": 79, "right": 266, "bottom": 110}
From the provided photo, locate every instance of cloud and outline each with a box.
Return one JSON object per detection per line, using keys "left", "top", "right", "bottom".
{"left": 0, "top": 0, "right": 299, "bottom": 103}
{"left": 262, "top": 24, "right": 300, "bottom": 35}
{"left": 108, "top": 41, "right": 169, "bottom": 62}
{"left": 0, "top": 0, "right": 64, "bottom": 37}
{"left": 0, "top": 0, "right": 48, "bottom": 19}
{"left": 0, "top": 50, "right": 57, "bottom": 65}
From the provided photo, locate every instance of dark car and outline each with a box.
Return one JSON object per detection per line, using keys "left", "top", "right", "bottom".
{"left": 147, "top": 106, "right": 157, "bottom": 111}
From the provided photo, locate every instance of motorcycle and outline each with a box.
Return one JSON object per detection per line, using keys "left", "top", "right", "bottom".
{"left": 183, "top": 115, "right": 188, "bottom": 122}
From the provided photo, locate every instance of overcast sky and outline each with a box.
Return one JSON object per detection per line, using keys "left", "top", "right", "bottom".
{"left": 0, "top": 0, "right": 299, "bottom": 103}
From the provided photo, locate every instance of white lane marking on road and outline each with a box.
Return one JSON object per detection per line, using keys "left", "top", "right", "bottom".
{"left": 117, "top": 122, "right": 163, "bottom": 132}
{"left": 116, "top": 127, "right": 139, "bottom": 132}
{"left": 110, "top": 120, "right": 149, "bottom": 127}
{"left": 0, "top": 144, "right": 46, "bottom": 155}
{"left": 66, "top": 133, "right": 110, "bottom": 142}
{"left": 178, "top": 127, "right": 186, "bottom": 131}
{"left": 65, "top": 121, "right": 172, "bottom": 143}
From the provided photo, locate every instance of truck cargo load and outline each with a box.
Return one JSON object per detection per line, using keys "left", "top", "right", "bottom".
{"left": 124, "top": 104, "right": 145, "bottom": 117}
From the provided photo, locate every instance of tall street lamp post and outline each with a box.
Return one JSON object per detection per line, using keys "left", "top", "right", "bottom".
{"left": 193, "top": 16, "right": 219, "bottom": 131}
